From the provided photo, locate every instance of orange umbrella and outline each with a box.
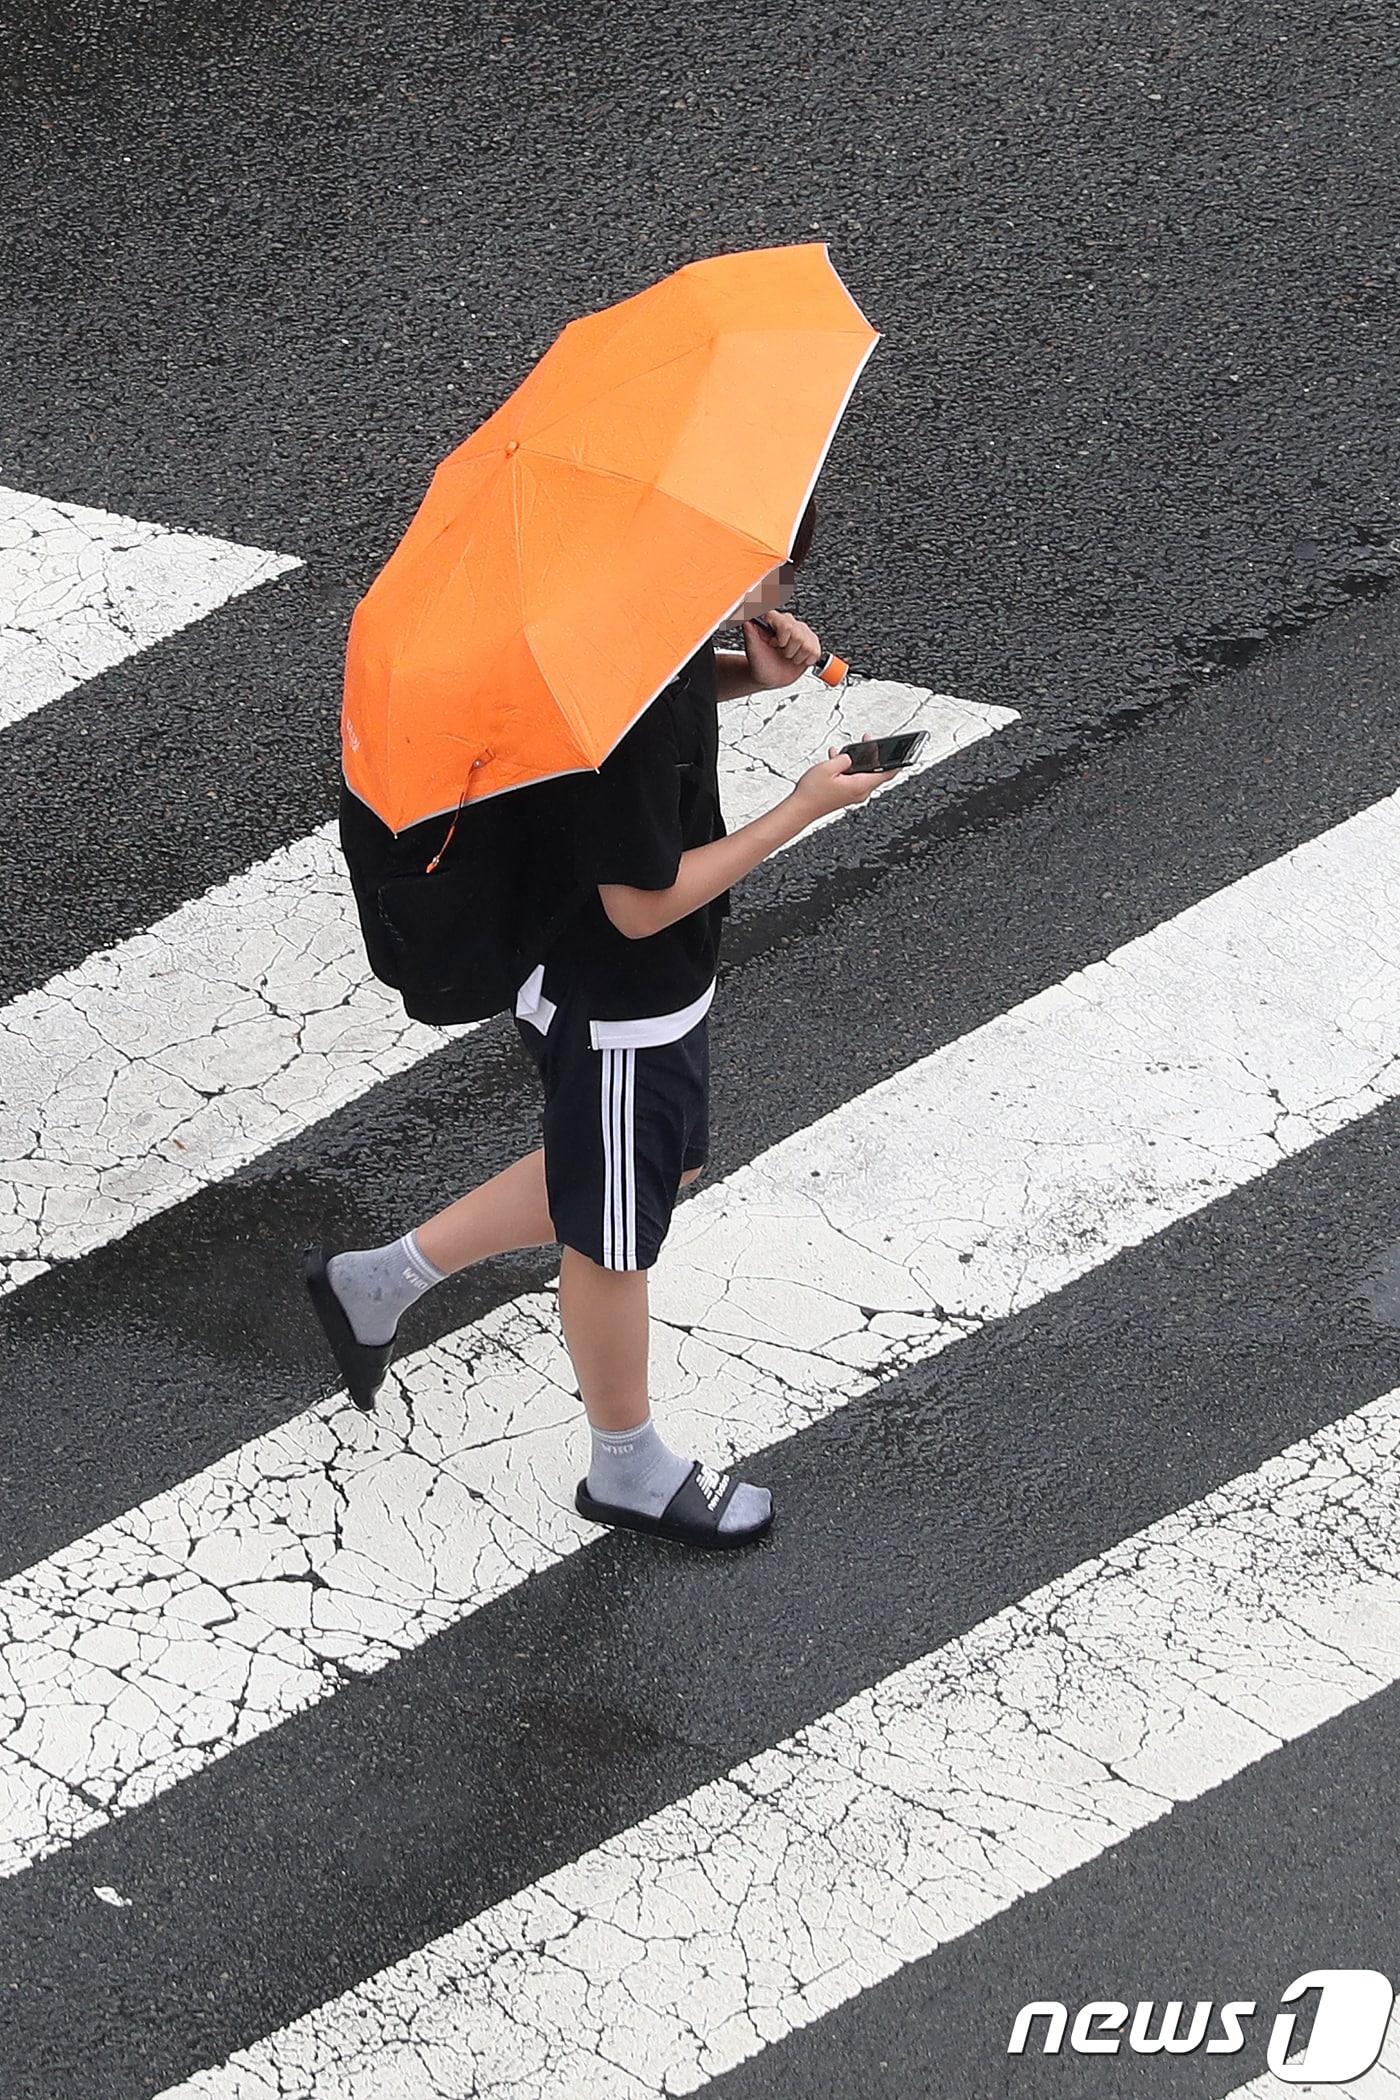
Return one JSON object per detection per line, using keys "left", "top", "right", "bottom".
{"left": 341, "top": 240, "right": 880, "bottom": 836}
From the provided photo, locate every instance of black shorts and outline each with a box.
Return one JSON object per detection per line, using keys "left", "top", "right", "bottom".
{"left": 513, "top": 985, "right": 710, "bottom": 1272}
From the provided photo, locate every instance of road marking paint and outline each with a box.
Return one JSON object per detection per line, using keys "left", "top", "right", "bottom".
{"left": 0, "top": 786, "right": 1392, "bottom": 1880}
{"left": 0, "top": 484, "right": 299, "bottom": 733}
{"left": 155, "top": 1384, "right": 1400, "bottom": 2098}
{"left": 0, "top": 681, "right": 1004, "bottom": 1291}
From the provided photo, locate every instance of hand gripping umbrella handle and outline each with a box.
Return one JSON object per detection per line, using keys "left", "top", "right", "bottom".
{"left": 752, "top": 615, "right": 848, "bottom": 687}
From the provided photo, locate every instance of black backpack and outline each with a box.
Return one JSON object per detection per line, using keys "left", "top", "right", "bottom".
{"left": 339, "top": 772, "right": 589, "bottom": 1028}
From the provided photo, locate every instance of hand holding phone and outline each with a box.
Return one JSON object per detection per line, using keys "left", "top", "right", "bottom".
{"left": 790, "top": 727, "right": 912, "bottom": 824}
{"left": 837, "top": 731, "right": 928, "bottom": 772}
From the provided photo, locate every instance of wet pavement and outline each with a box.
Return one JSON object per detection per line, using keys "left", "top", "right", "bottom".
{"left": 0, "top": 2, "right": 1397, "bottom": 2094}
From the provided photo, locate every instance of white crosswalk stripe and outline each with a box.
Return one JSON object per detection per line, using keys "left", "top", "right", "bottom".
{"left": 0, "top": 785, "right": 1393, "bottom": 1886}
{"left": 4, "top": 496, "right": 1397, "bottom": 2094}
{"left": 0, "top": 484, "right": 299, "bottom": 733}
{"left": 0, "top": 676, "right": 1005, "bottom": 1293}
{"left": 153, "top": 1384, "right": 1400, "bottom": 2098}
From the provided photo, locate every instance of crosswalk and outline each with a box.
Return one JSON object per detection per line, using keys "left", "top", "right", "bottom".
{"left": 2, "top": 501, "right": 1398, "bottom": 2098}
{"left": 0, "top": 673, "right": 1008, "bottom": 1293}
{"left": 0, "top": 484, "right": 299, "bottom": 734}
{"left": 3, "top": 778, "right": 1395, "bottom": 1881}
{"left": 157, "top": 1384, "right": 1400, "bottom": 2098}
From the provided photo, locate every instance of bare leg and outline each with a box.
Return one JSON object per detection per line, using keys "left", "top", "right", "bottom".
{"left": 557, "top": 1165, "right": 704, "bottom": 1432}
{"left": 558, "top": 1247, "right": 650, "bottom": 1430}
{"left": 554, "top": 1168, "right": 769, "bottom": 1538}
{"left": 417, "top": 1161, "right": 707, "bottom": 1431}
{"left": 413, "top": 1146, "right": 556, "bottom": 1273}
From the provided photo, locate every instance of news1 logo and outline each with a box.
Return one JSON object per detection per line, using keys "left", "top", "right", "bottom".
{"left": 1009, "top": 1971, "right": 1395, "bottom": 2082}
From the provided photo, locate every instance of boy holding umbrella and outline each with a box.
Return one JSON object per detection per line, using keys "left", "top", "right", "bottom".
{"left": 307, "top": 243, "right": 888, "bottom": 1546}
{"left": 309, "top": 496, "right": 895, "bottom": 1546}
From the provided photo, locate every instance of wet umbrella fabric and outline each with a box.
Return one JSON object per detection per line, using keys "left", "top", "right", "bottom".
{"left": 340, "top": 240, "right": 881, "bottom": 837}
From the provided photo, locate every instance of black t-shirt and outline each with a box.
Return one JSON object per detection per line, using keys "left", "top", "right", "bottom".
{"left": 534, "top": 637, "right": 729, "bottom": 1021}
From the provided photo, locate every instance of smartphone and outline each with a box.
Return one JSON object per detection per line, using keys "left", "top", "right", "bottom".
{"left": 838, "top": 731, "right": 928, "bottom": 773}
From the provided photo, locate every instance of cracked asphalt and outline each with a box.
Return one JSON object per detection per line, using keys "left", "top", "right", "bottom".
{"left": 1, "top": 0, "right": 1398, "bottom": 2094}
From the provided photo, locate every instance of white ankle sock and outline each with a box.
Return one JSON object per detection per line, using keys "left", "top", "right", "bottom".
{"left": 326, "top": 1229, "right": 449, "bottom": 1345}
{"left": 586, "top": 1415, "right": 772, "bottom": 1535}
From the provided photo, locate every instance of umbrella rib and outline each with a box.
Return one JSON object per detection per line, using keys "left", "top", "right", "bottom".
{"left": 517, "top": 334, "right": 715, "bottom": 450}
{"left": 520, "top": 448, "right": 784, "bottom": 567}
{"left": 519, "top": 317, "right": 870, "bottom": 451}
{"left": 502, "top": 461, "right": 593, "bottom": 763}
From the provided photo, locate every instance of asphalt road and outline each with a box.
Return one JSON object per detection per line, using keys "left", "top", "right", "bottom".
{"left": 2, "top": 0, "right": 1396, "bottom": 993}
{"left": 0, "top": 2, "right": 1397, "bottom": 2095}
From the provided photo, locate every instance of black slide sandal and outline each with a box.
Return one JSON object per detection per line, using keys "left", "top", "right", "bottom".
{"left": 575, "top": 1459, "right": 773, "bottom": 1548}
{"left": 301, "top": 1244, "right": 394, "bottom": 1412}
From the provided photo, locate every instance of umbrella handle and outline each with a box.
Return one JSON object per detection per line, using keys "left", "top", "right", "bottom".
{"left": 751, "top": 615, "right": 848, "bottom": 687}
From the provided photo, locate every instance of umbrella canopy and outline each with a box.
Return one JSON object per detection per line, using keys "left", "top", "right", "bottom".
{"left": 342, "top": 240, "right": 880, "bottom": 835}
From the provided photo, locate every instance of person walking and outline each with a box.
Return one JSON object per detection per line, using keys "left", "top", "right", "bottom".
{"left": 305, "top": 496, "right": 896, "bottom": 1547}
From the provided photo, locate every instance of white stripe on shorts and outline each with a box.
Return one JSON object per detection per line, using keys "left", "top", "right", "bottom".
{"left": 600, "top": 1048, "right": 637, "bottom": 1269}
